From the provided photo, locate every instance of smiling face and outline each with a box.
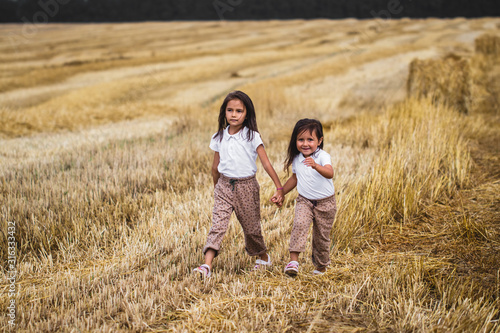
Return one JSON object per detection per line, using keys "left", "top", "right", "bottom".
{"left": 296, "top": 129, "right": 323, "bottom": 157}
{"left": 225, "top": 98, "right": 247, "bottom": 133}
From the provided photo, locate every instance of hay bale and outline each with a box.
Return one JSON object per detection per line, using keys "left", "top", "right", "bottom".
{"left": 407, "top": 55, "right": 471, "bottom": 113}
{"left": 475, "top": 34, "right": 500, "bottom": 56}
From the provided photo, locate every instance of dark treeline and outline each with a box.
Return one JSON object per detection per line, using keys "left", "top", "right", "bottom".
{"left": 0, "top": 0, "right": 499, "bottom": 23}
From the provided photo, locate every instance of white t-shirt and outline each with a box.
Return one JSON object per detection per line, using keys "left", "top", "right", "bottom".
{"left": 209, "top": 126, "right": 264, "bottom": 178}
{"left": 292, "top": 149, "right": 335, "bottom": 200}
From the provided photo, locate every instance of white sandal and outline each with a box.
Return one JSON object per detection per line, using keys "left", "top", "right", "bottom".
{"left": 253, "top": 253, "right": 272, "bottom": 270}
{"left": 193, "top": 264, "right": 211, "bottom": 278}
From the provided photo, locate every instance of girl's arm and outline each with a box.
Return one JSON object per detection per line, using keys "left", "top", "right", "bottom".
{"left": 282, "top": 173, "right": 297, "bottom": 195}
{"left": 212, "top": 152, "right": 220, "bottom": 186}
{"left": 303, "top": 157, "right": 334, "bottom": 179}
{"left": 256, "top": 145, "right": 284, "bottom": 200}
{"left": 271, "top": 173, "right": 296, "bottom": 207}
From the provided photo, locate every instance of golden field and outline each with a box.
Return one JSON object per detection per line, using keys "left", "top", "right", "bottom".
{"left": 0, "top": 18, "right": 499, "bottom": 332}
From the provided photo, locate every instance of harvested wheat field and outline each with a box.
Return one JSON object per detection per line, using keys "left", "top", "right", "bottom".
{"left": 1, "top": 17, "right": 500, "bottom": 332}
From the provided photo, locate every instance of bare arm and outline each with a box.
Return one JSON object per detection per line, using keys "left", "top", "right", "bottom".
{"left": 282, "top": 173, "right": 297, "bottom": 195}
{"left": 271, "top": 173, "right": 296, "bottom": 207}
{"left": 256, "top": 144, "right": 284, "bottom": 199}
{"left": 212, "top": 152, "right": 220, "bottom": 186}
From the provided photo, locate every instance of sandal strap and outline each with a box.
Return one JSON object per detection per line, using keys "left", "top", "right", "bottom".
{"left": 194, "top": 264, "right": 211, "bottom": 277}
{"left": 199, "top": 265, "right": 210, "bottom": 273}
{"left": 255, "top": 254, "right": 271, "bottom": 266}
{"left": 253, "top": 254, "right": 272, "bottom": 270}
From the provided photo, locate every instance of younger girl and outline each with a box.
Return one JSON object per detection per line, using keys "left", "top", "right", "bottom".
{"left": 272, "top": 118, "right": 337, "bottom": 276}
{"left": 193, "top": 91, "right": 284, "bottom": 278}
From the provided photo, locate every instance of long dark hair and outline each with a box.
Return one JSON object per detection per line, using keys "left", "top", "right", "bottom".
{"left": 213, "top": 90, "right": 259, "bottom": 142}
{"left": 284, "top": 118, "right": 324, "bottom": 171}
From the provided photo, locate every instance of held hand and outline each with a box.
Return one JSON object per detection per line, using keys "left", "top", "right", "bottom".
{"left": 271, "top": 190, "right": 284, "bottom": 207}
{"left": 276, "top": 189, "right": 284, "bottom": 206}
{"left": 270, "top": 194, "right": 280, "bottom": 206}
{"left": 303, "top": 157, "right": 317, "bottom": 169}
{"left": 272, "top": 196, "right": 283, "bottom": 207}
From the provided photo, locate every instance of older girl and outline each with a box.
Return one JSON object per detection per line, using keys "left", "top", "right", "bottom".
{"left": 193, "top": 91, "right": 283, "bottom": 278}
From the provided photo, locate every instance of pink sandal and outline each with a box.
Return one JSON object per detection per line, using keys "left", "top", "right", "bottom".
{"left": 284, "top": 261, "right": 299, "bottom": 277}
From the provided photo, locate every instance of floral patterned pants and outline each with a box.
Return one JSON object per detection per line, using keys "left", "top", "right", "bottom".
{"left": 203, "top": 174, "right": 267, "bottom": 257}
{"left": 289, "top": 194, "right": 337, "bottom": 269}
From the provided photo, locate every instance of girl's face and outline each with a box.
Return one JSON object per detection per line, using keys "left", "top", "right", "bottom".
{"left": 296, "top": 129, "right": 323, "bottom": 157}
{"left": 225, "top": 98, "right": 246, "bottom": 132}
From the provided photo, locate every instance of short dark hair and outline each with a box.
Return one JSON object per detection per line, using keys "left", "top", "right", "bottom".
{"left": 213, "top": 91, "right": 258, "bottom": 142}
{"left": 284, "top": 118, "right": 324, "bottom": 171}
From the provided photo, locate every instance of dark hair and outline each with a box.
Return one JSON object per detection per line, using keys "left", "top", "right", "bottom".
{"left": 284, "top": 118, "right": 324, "bottom": 171}
{"left": 213, "top": 90, "right": 258, "bottom": 142}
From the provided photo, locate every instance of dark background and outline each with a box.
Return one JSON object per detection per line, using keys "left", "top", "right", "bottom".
{"left": 1, "top": 0, "right": 499, "bottom": 23}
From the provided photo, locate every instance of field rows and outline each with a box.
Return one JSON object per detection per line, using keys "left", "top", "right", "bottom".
{"left": 0, "top": 18, "right": 499, "bottom": 332}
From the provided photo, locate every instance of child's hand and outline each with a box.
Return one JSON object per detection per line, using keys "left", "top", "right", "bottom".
{"left": 303, "top": 157, "right": 317, "bottom": 169}
{"left": 270, "top": 194, "right": 279, "bottom": 206}
{"left": 271, "top": 190, "right": 284, "bottom": 207}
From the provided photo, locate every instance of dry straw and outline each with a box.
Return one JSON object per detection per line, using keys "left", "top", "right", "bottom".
{"left": 475, "top": 34, "right": 500, "bottom": 56}
{"left": 407, "top": 54, "right": 472, "bottom": 114}
{"left": 471, "top": 34, "right": 500, "bottom": 115}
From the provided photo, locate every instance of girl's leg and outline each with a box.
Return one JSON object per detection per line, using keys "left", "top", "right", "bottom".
{"left": 202, "top": 179, "right": 234, "bottom": 262}
{"left": 194, "top": 249, "right": 216, "bottom": 278}
{"left": 233, "top": 177, "right": 268, "bottom": 257}
{"left": 311, "top": 195, "right": 337, "bottom": 271}
{"left": 285, "top": 252, "right": 301, "bottom": 277}
{"left": 259, "top": 253, "right": 269, "bottom": 262}
{"left": 289, "top": 196, "right": 314, "bottom": 256}
{"left": 204, "top": 249, "right": 216, "bottom": 269}
{"left": 285, "top": 196, "right": 313, "bottom": 276}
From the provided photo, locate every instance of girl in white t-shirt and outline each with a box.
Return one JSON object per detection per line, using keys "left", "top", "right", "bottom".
{"left": 272, "top": 118, "right": 337, "bottom": 276}
{"left": 193, "top": 91, "right": 284, "bottom": 278}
